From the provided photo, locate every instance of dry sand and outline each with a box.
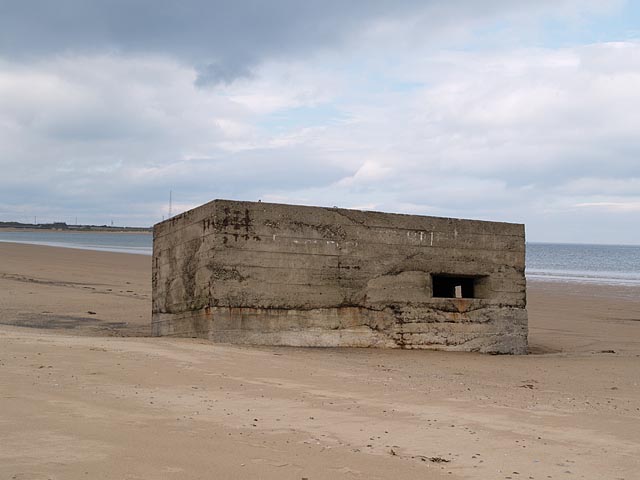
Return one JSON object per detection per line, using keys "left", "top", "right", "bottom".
{"left": 0, "top": 242, "right": 638, "bottom": 479}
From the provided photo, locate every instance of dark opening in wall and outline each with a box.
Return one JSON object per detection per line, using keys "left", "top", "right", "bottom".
{"left": 431, "top": 274, "right": 487, "bottom": 299}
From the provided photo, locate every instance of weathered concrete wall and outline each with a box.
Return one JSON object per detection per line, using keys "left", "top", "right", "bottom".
{"left": 152, "top": 200, "right": 527, "bottom": 353}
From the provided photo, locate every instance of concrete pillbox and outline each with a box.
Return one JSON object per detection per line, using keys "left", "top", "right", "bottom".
{"left": 152, "top": 199, "right": 527, "bottom": 354}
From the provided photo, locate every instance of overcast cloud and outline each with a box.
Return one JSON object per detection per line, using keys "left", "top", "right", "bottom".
{"left": 1, "top": 0, "right": 639, "bottom": 243}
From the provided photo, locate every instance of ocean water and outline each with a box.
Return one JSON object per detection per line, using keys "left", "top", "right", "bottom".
{"left": 0, "top": 230, "right": 152, "bottom": 255}
{"left": 526, "top": 242, "right": 640, "bottom": 286}
{"left": 0, "top": 231, "right": 638, "bottom": 286}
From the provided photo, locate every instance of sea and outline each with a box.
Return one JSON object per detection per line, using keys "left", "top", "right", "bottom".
{"left": 0, "top": 230, "right": 639, "bottom": 286}
{"left": 0, "top": 230, "right": 152, "bottom": 256}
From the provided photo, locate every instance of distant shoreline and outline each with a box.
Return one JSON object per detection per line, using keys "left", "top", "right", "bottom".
{"left": 0, "top": 239, "right": 152, "bottom": 256}
{"left": 0, "top": 227, "right": 152, "bottom": 234}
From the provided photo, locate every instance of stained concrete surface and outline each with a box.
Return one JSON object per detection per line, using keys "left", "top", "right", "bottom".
{"left": 153, "top": 200, "right": 527, "bottom": 353}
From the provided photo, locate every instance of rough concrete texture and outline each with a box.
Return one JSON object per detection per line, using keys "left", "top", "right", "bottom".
{"left": 152, "top": 200, "right": 527, "bottom": 353}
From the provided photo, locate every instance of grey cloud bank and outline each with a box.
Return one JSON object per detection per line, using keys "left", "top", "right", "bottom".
{"left": 0, "top": 0, "right": 582, "bottom": 82}
{"left": 0, "top": 0, "right": 430, "bottom": 82}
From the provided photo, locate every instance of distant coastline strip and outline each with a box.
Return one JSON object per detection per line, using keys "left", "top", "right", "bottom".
{"left": 0, "top": 239, "right": 152, "bottom": 256}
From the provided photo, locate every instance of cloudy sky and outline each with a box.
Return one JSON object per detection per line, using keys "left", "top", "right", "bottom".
{"left": 1, "top": 1, "right": 639, "bottom": 243}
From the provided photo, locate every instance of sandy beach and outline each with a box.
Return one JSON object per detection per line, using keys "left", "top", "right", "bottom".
{"left": 0, "top": 242, "right": 638, "bottom": 479}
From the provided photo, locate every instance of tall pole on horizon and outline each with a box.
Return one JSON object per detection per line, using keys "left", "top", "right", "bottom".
{"left": 169, "top": 190, "right": 172, "bottom": 218}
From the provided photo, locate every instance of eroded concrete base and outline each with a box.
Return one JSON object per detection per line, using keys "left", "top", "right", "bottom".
{"left": 152, "top": 304, "right": 527, "bottom": 354}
